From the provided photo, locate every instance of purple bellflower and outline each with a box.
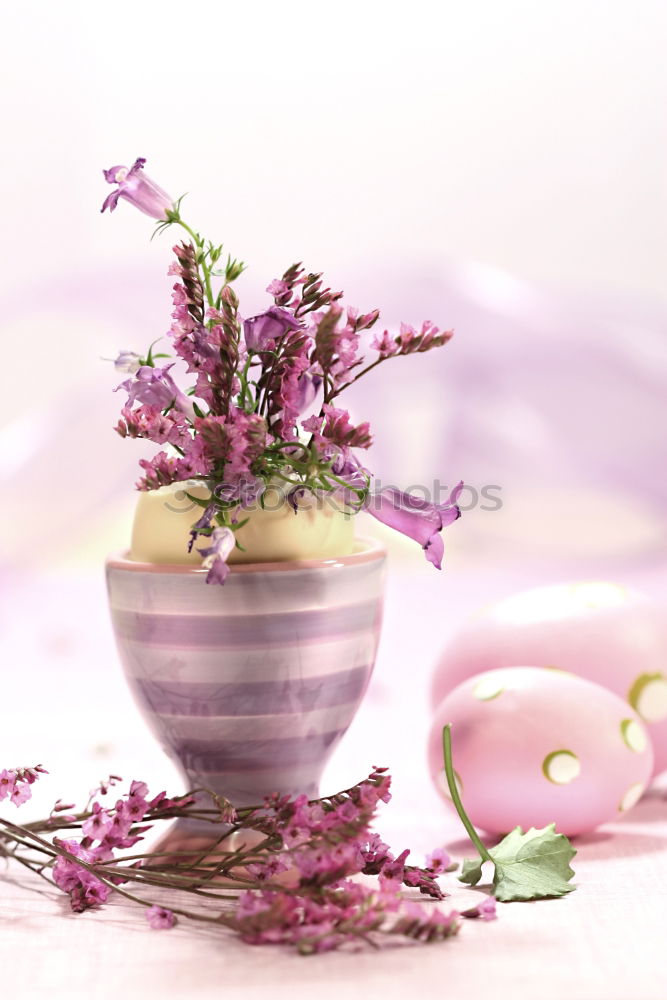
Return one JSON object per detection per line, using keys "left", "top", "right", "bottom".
{"left": 115, "top": 364, "right": 195, "bottom": 421}
{"left": 101, "top": 158, "right": 173, "bottom": 219}
{"left": 113, "top": 350, "right": 143, "bottom": 374}
{"left": 197, "top": 527, "right": 236, "bottom": 585}
{"left": 366, "top": 483, "right": 463, "bottom": 569}
{"left": 243, "top": 307, "right": 302, "bottom": 353}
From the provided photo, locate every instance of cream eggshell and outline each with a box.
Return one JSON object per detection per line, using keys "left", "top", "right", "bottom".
{"left": 129, "top": 482, "right": 356, "bottom": 565}
{"left": 428, "top": 666, "right": 654, "bottom": 836}
{"left": 431, "top": 582, "right": 667, "bottom": 775}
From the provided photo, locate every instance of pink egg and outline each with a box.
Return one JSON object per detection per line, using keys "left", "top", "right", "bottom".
{"left": 428, "top": 667, "right": 654, "bottom": 836}
{"left": 431, "top": 582, "right": 667, "bottom": 775}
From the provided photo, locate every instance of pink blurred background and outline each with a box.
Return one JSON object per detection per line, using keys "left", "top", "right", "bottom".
{"left": 1, "top": 2, "right": 666, "bottom": 796}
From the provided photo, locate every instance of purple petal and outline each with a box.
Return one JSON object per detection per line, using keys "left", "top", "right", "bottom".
{"left": 365, "top": 485, "right": 461, "bottom": 569}
{"left": 101, "top": 189, "right": 121, "bottom": 214}
{"left": 424, "top": 531, "right": 444, "bottom": 570}
{"left": 204, "top": 559, "right": 230, "bottom": 585}
{"left": 127, "top": 157, "right": 147, "bottom": 177}
{"left": 103, "top": 165, "right": 125, "bottom": 183}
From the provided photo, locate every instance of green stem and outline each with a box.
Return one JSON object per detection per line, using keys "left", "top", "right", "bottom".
{"left": 328, "top": 356, "right": 385, "bottom": 400}
{"left": 176, "top": 219, "right": 215, "bottom": 309}
{"left": 442, "top": 724, "right": 493, "bottom": 863}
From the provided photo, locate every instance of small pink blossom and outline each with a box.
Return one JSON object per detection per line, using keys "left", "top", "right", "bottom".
{"left": 462, "top": 897, "right": 497, "bottom": 921}
{"left": 0, "top": 769, "right": 16, "bottom": 801}
{"left": 425, "top": 847, "right": 453, "bottom": 874}
{"left": 371, "top": 329, "right": 399, "bottom": 359}
{"left": 302, "top": 405, "right": 372, "bottom": 452}
{"left": 146, "top": 905, "right": 176, "bottom": 929}
{"left": 136, "top": 451, "right": 180, "bottom": 491}
{"left": 115, "top": 404, "right": 191, "bottom": 449}
{"left": 82, "top": 802, "right": 112, "bottom": 841}
{"left": 9, "top": 781, "right": 31, "bottom": 807}
{"left": 247, "top": 855, "right": 290, "bottom": 881}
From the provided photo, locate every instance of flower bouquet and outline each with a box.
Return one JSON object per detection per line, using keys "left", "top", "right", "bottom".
{"left": 103, "top": 157, "right": 462, "bottom": 828}
{"left": 104, "top": 157, "right": 462, "bottom": 581}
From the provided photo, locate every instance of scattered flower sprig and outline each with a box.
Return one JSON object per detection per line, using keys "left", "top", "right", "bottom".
{"left": 0, "top": 764, "right": 495, "bottom": 954}
{"left": 442, "top": 725, "right": 577, "bottom": 902}
{"left": 103, "top": 158, "right": 462, "bottom": 583}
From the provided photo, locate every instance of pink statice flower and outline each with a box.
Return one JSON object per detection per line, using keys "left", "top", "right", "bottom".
{"left": 146, "top": 905, "right": 177, "bottom": 929}
{"left": 311, "top": 305, "right": 363, "bottom": 388}
{"left": 247, "top": 855, "right": 290, "bottom": 882}
{"left": 82, "top": 802, "right": 112, "bottom": 841}
{"left": 115, "top": 404, "right": 191, "bottom": 449}
{"left": 101, "top": 158, "right": 173, "bottom": 220}
{"left": 136, "top": 451, "right": 180, "bottom": 491}
{"left": 193, "top": 410, "right": 267, "bottom": 480}
{"left": 302, "top": 404, "right": 372, "bottom": 452}
{"left": 1, "top": 765, "right": 47, "bottom": 807}
{"left": 399, "top": 901, "right": 461, "bottom": 940}
{"left": 372, "top": 321, "right": 453, "bottom": 359}
{"left": 52, "top": 838, "right": 112, "bottom": 913}
{"left": 462, "top": 897, "right": 497, "bottom": 921}
{"left": 370, "top": 329, "right": 399, "bottom": 359}
{"left": 397, "top": 319, "right": 453, "bottom": 353}
{"left": 425, "top": 847, "right": 454, "bottom": 874}
{"left": 0, "top": 769, "right": 16, "bottom": 801}
{"left": 266, "top": 278, "right": 290, "bottom": 298}
{"left": 9, "top": 781, "right": 32, "bottom": 807}
{"left": 360, "top": 832, "right": 393, "bottom": 872}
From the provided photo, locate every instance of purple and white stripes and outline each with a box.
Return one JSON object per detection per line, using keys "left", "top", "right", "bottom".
{"left": 106, "top": 542, "right": 386, "bottom": 810}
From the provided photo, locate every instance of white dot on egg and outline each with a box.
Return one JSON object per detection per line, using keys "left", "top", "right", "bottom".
{"left": 620, "top": 718, "right": 648, "bottom": 753}
{"left": 619, "top": 782, "right": 645, "bottom": 813}
{"left": 437, "top": 768, "right": 463, "bottom": 801}
{"left": 472, "top": 676, "right": 505, "bottom": 701}
{"left": 542, "top": 750, "right": 581, "bottom": 785}
{"left": 629, "top": 673, "right": 667, "bottom": 723}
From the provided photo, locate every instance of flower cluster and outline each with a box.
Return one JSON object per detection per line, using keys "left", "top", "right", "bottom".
{"left": 103, "top": 159, "right": 462, "bottom": 583}
{"left": 0, "top": 763, "right": 496, "bottom": 954}
{"left": 0, "top": 765, "right": 47, "bottom": 806}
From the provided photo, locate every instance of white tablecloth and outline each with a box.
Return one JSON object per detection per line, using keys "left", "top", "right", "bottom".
{"left": 2, "top": 565, "right": 667, "bottom": 1000}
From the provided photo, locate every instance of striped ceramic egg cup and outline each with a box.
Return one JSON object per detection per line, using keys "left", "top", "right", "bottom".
{"left": 106, "top": 540, "right": 386, "bottom": 831}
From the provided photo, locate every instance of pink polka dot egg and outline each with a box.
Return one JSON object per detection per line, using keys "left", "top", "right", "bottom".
{"left": 428, "top": 666, "right": 653, "bottom": 836}
{"left": 431, "top": 582, "right": 667, "bottom": 775}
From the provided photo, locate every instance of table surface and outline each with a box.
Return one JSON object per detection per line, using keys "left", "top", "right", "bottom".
{"left": 2, "top": 563, "right": 667, "bottom": 1000}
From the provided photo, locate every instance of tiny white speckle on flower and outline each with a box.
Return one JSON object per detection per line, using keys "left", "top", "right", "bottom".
{"left": 542, "top": 750, "right": 581, "bottom": 785}
{"left": 619, "top": 782, "right": 645, "bottom": 812}
{"left": 620, "top": 718, "right": 648, "bottom": 753}
{"left": 628, "top": 673, "right": 667, "bottom": 723}
{"left": 472, "top": 675, "right": 505, "bottom": 701}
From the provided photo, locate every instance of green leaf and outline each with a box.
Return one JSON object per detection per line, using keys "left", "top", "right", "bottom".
{"left": 461, "top": 823, "right": 576, "bottom": 902}
{"left": 459, "top": 857, "right": 483, "bottom": 886}
{"left": 442, "top": 724, "right": 577, "bottom": 904}
{"left": 184, "top": 492, "right": 212, "bottom": 510}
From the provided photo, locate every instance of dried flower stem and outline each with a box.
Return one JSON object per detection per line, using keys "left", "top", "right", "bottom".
{"left": 0, "top": 765, "right": 476, "bottom": 952}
